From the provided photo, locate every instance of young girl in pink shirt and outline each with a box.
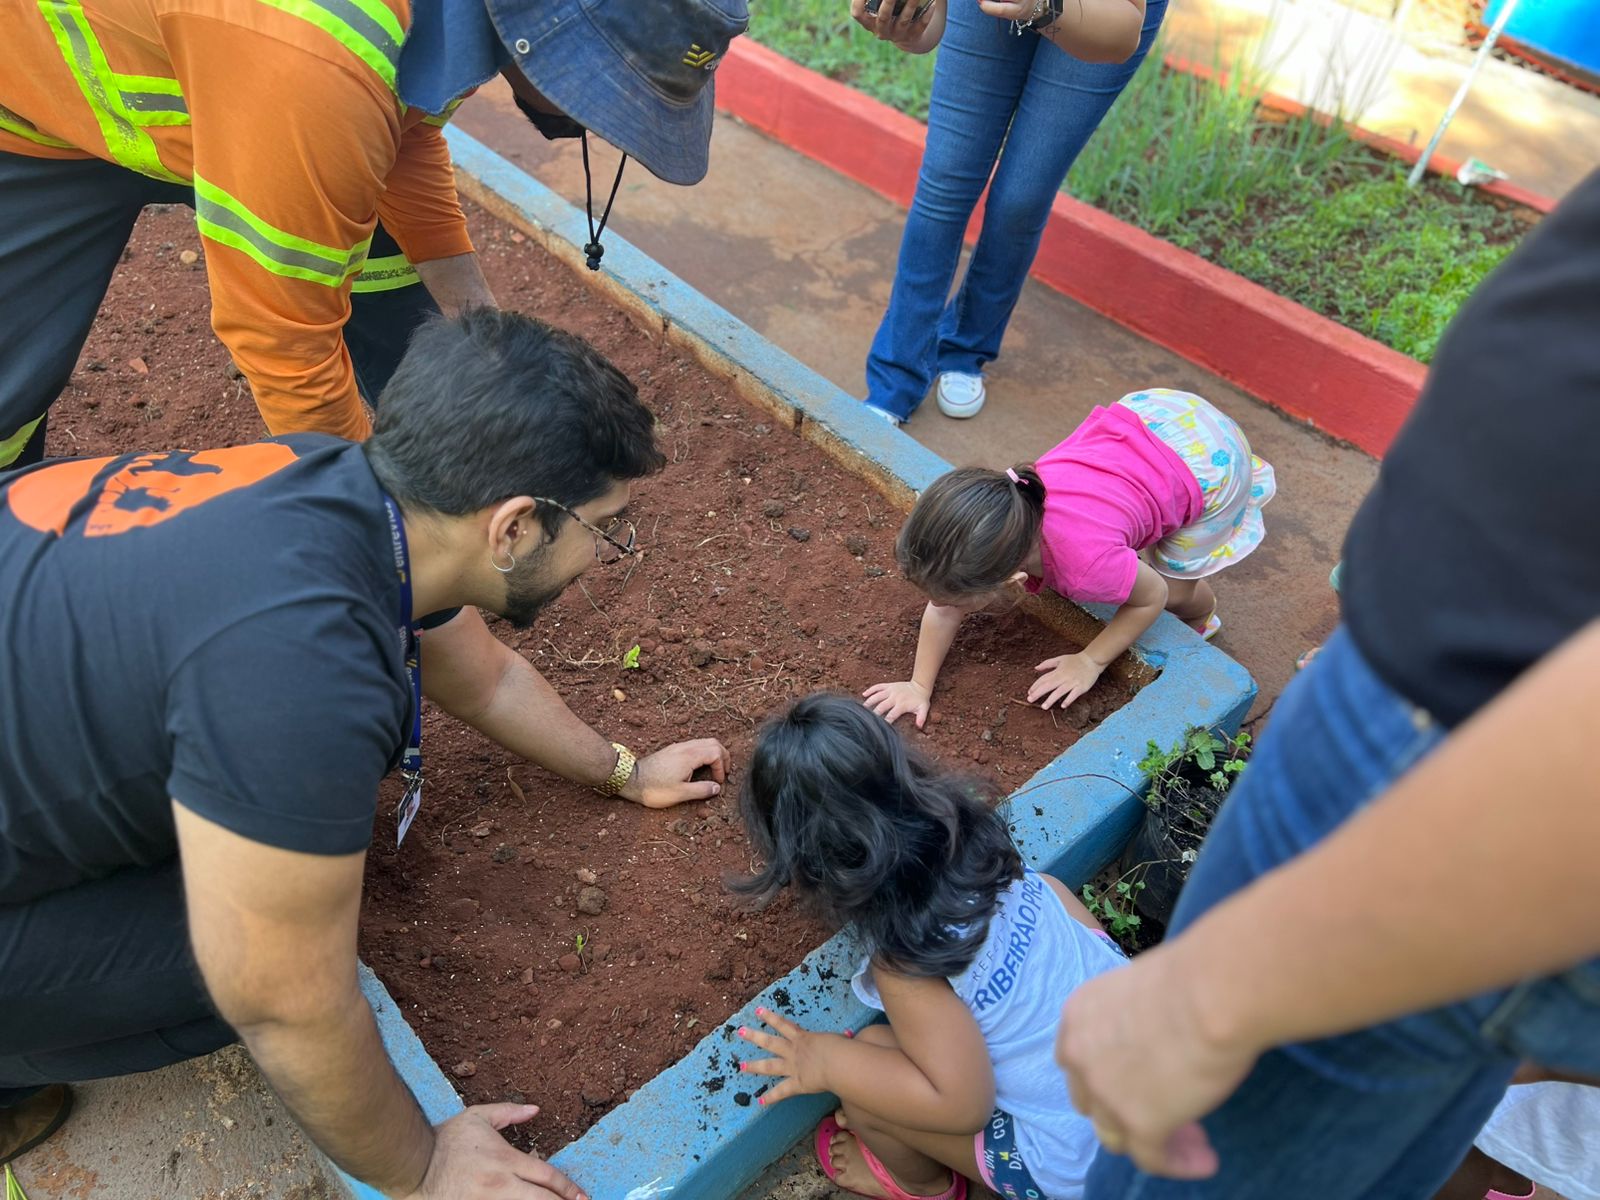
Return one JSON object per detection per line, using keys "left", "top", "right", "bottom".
{"left": 866, "top": 389, "right": 1274, "bottom": 724}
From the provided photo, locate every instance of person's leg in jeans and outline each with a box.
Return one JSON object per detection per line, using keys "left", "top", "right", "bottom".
{"left": 936, "top": 0, "right": 1167, "bottom": 378}
{"left": 345, "top": 223, "right": 441, "bottom": 409}
{"left": 864, "top": 4, "right": 1033, "bottom": 421}
{"left": 0, "top": 861, "right": 234, "bottom": 1110}
{"left": 1084, "top": 628, "right": 1600, "bottom": 1200}
{"left": 0, "top": 154, "right": 189, "bottom": 472}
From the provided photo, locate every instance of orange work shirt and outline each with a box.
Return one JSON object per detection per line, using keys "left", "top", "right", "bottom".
{"left": 0, "top": 0, "right": 476, "bottom": 440}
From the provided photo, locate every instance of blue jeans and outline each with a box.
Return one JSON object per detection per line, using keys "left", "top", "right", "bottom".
{"left": 864, "top": 0, "right": 1167, "bottom": 420}
{"left": 1086, "top": 627, "right": 1600, "bottom": 1200}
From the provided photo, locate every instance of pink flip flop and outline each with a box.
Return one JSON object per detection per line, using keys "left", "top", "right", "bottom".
{"left": 1485, "top": 1186, "right": 1535, "bottom": 1200}
{"left": 814, "top": 1115, "right": 967, "bottom": 1200}
{"left": 1191, "top": 612, "right": 1221, "bottom": 641}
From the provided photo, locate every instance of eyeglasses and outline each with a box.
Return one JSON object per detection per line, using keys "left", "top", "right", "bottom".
{"left": 532, "top": 497, "right": 638, "bottom": 565}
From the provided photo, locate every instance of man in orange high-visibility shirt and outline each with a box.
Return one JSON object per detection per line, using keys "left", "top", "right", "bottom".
{"left": 0, "top": 0, "right": 748, "bottom": 470}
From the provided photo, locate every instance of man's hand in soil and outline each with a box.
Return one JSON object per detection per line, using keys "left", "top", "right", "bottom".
{"left": 621, "top": 738, "right": 732, "bottom": 809}
{"left": 1028, "top": 651, "right": 1105, "bottom": 710}
{"left": 862, "top": 679, "right": 932, "bottom": 729}
{"left": 400, "top": 1105, "right": 588, "bottom": 1200}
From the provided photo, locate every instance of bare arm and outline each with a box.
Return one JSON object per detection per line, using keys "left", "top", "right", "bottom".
{"left": 864, "top": 601, "right": 967, "bottom": 728}
{"left": 173, "top": 806, "right": 583, "bottom": 1199}
{"left": 1191, "top": 619, "right": 1600, "bottom": 1043}
{"left": 420, "top": 607, "right": 729, "bottom": 807}
{"left": 1058, "top": 619, "right": 1600, "bottom": 1177}
{"left": 415, "top": 252, "right": 497, "bottom": 316}
{"left": 740, "top": 969, "right": 995, "bottom": 1134}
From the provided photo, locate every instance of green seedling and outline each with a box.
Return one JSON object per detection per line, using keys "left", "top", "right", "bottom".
{"left": 622, "top": 644, "right": 641, "bottom": 670}
{"left": 1081, "top": 873, "right": 1147, "bottom": 941}
{"left": 7, "top": 1164, "right": 30, "bottom": 1200}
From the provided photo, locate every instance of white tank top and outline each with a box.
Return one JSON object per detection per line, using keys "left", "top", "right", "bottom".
{"left": 851, "top": 868, "right": 1128, "bottom": 1198}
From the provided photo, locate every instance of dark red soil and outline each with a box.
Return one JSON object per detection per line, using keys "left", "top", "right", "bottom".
{"left": 47, "top": 200, "right": 1139, "bottom": 1154}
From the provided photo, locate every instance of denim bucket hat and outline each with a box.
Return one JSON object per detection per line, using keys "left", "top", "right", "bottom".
{"left": 489, "top": 0, "right": 749, "bottom": 185}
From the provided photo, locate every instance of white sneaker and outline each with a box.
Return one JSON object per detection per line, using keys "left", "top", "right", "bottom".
{"left": 865, "top": 403, "right": 902, "bottom": 427}
{"left": 936, "top": 371, "right": 986, "bottom": 419}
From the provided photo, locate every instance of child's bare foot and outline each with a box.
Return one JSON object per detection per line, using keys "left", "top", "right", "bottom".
{"left": 826, "top": 1110, "right": 956, "bottom": 1199}
{"left": 827, "top": 1125, "right": 895, "bottom": 1198}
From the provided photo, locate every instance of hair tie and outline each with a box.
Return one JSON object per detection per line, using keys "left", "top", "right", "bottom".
{"left": 1005, "top": 468, "right": 1024, "bottom": 487}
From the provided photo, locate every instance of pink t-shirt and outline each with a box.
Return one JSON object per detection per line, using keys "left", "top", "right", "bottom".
{"left": 1027, "top": 405, "right": 1204, "bottom": 605}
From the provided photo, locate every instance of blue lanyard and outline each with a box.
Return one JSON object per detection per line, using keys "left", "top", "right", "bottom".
{"left": 380, "top": 493, "right": 423, "bottom": 779}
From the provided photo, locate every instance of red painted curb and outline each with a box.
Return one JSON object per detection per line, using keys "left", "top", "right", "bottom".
{"left": 713, "top": 38, "right": 1526, "bottom": 457}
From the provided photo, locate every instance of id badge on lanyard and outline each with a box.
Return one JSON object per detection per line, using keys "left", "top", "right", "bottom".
{"left": 382, "top": 494, "right": 425, "bottom": 847}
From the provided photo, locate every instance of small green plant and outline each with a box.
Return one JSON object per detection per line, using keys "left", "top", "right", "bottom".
{"left": 1140, "top": 727, "right": 1250, "bottom": 804}
{"left": 621, "top": 644, "right": 642, "bottom": 670}
{"left": 1082, "top": 871, "right": 1147, "bottom": 942}
{"left": 575, "top": 931, "right": 588, "bottom": 955}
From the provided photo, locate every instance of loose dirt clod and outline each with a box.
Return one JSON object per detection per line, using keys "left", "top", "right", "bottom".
{"left": 787, "top": 527, "right": 811, "bottom": 542}
{"left": 452, "top": 1060, "right": 477, "bottom": 1079}
{"left": 491, "top": 843, "right": 517, "bottom": 864}
{"left": 761, "top": 500, "right": 785, "bottom": 518}
{"left": 845, "top": 534, "right": 869, "bottom": 557}
{"left": 575, "top": 867, "right": 599, "bottom": 885}
{"left": 577, "top": 886, "right": 607, "bottom": 916}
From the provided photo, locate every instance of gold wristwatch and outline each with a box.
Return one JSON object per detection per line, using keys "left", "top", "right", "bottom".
{"left": 597, "top": 742, "right": 636, "bottom": 797}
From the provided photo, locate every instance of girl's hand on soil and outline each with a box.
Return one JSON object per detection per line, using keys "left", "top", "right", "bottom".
{"left": 402, "top": 1104, "right": 589, "bottom": 1200}
{"left": 850, "top": 0, "right": 941, "bottom": 50}
{"left": 737, "top": 1007, "right": 843, "bottom": 1104}
{"left": 1029, "top": 652, "right": 1104, "bottom": 710}
{"left": 862, "top": 680, "right": 932, "bottom": 728}
{"left": 623, "top": 738, "right": 731, "bottom": 809}
{"left": 1056, "top": 948, "right": 1256, "bottom": 1181}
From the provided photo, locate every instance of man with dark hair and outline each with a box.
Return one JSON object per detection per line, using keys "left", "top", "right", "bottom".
{"left": 0, "top": 309, "right": 729, "bottom": 1199}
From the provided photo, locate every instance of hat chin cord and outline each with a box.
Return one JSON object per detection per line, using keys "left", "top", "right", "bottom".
{"left": 581, "top": 132, "right": 628, "bottom": 271}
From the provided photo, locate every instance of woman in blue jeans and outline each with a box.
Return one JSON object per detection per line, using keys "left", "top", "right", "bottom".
{"left": 856, "top": 0, "right": 1163, "bottom": 424}
{"left": 1056, "top": 170, "right": 1600, "bottom": 1199}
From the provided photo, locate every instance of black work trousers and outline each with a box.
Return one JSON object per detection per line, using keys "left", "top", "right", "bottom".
{"left": 0, "top": 150, "right": 436, "bottom": 470}
{"left": 0, "top": 863, "right": 232, "bottom": 1105}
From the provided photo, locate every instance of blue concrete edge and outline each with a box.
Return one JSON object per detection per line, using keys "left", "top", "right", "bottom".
{"left": 336, "top": 128, "right": 1258, "bottom": 1200}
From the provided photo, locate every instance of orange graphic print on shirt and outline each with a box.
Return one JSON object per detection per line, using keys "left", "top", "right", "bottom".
{"left": 9, "top": 443, "right": 299, "bottom": 538}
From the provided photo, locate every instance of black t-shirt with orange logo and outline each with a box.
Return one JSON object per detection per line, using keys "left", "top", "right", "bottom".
{"left": 0, "top": 437, "right": 411, "bottom": 904}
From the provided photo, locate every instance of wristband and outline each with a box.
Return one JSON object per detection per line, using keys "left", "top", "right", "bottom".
{"left": 596, "top": 742, "right": 636, "bottom": 797}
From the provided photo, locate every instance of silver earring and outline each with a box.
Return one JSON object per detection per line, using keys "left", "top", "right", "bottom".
{"left": 492, "top": 549, "right": 516, "bottom": 574}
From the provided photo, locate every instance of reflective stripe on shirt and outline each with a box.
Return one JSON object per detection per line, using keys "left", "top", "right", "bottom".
{"left": 0, "top": 101, "right": 74, "bottom": 148}
{"left": 257, "top": 0, "right": 404, "bottom": 91}
{"left": 36, "top": 0, "right": 185, "bottom": 181}
{"left": 350, "top": 252, "right": 420, "bottom": 293}
{"left": 194, "top": 174, "right": 372, "bottom": 288}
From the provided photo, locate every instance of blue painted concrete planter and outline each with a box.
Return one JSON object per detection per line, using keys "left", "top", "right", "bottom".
{"left": 338, "top": 129, "right": 1256, "bottom": 1200}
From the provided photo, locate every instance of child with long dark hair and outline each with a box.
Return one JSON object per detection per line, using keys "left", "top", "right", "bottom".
{"left": 865, "top": 388, "right": 1275, "bottom": 725}
{"left": 734, "top": 693, "right": 1126, "bottom": 1200}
